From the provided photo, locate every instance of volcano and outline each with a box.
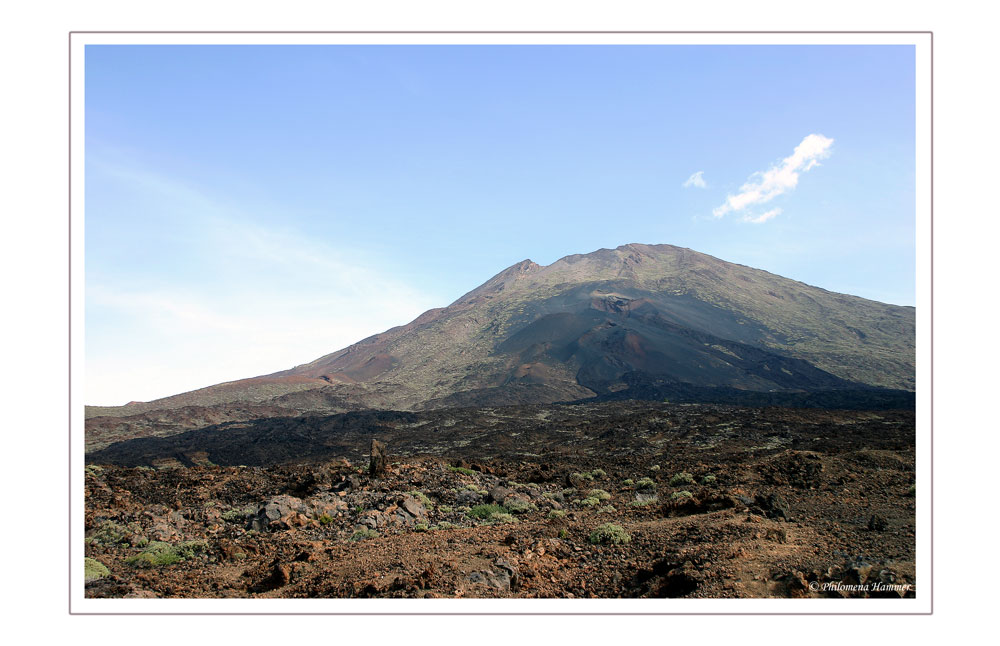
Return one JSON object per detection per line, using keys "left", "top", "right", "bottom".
{"left": 85, "top": 243, "right": 914, "bottom": 450}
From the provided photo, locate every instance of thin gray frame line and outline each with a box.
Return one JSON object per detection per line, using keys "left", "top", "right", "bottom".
{"left": 68, "top": 30, "right": 933, "bottom": 617}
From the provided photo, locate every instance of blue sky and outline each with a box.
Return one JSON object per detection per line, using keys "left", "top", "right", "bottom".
{"left": 86, "top": 44, "right": 915, "bottom": 405}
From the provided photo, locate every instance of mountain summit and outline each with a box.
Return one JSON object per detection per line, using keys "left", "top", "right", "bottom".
{"left": 86, "top": 244, "right": 914, "bottom": 447}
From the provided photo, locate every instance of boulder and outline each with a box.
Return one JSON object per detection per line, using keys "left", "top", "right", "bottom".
{"left": 867, "top": 514, "right": 889, "bottom": 531}
{"left": 399, "top": 494, "right": 429, "bottom": 524}
{"left": 751, "top": 493, "right": 792, "bottom": 521}
{"left": 488, "top": 486, "right": 512, "bottom": 504}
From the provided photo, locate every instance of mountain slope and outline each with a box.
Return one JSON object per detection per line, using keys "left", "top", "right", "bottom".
{"left": 86, "top": 243, "right": 914, "bottom": 447}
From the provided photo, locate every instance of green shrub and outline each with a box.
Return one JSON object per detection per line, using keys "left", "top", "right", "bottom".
{"left": 173, "top": 540, "right": 209, "bottom": 560}
{"left": 413, "top": 523, "right": 428, "bottom": 532}
{"left": 571, "top": 471, "right": 594, "bottom": 482}
{"left": 907, "top": 484, "right": 916, "bottom": 497}
{"left": 630, "top": 495, "right": 659, "bottom": 507}
{"left": 670, "top": 472, "right": 695, "bottom": 486}
{"left": 318, "top": 514, "right": 334, "bottom": 525}
{"left": 467, "top": 504, "right": 509, "bottom": 520}
{"left": 84, "top": 557, "right": 110, "bottom": 582}
{"left": 437, "top": 505, "right": 453, "bottom": 514}
{"left": 587, "top": 489, "right": 612, "bottom": 501}
{"left": 701, "top": 474, "right": 717, "bottom": 486}
{"left": 578, "top": 497, "right": 601, "bottom": 508}
{"left": 125, "top": 540, "right": 208, "bottom": 568}
{"left": 221, "top": 506, "right": 256, "bottom": 523}
{"left": 650, "top": 464, "right": 661, "bottom": 472}
{"left": 670, "top": 490, "right": 694, "bottom": 500}
{"left": 636, "top": 477, "right": 656, "bottom": 491}
{"left": 590, "top": 468, "right": 607, "bottom": 479}
{"left": 597, "top": 505, "right": 616, "bottom": 513}
{"left": 490, "top": 513, "right": 517, "bottom": 524}
{"left": 449, "top": 466, "right": 477, "bottom": 476}
{"left": 588, "top": 523, "right": 631, "bottom": 545}
{"left": 91, "top": 520, "right": 128, "bottom": 545}
{"left": 622, "top": 479, "right": 635, "bottom": 487}
{"left": 505, "top": 499, "right": 538, "bottom": 514}
{"left": 434, "top": 521, "right": 456, "bottom": 530}
{"left": 558, "top": 528, "right": 569, "bottom": 539}
{"left": 547, "top": 509, "right": 567, "bottom": 519}
{"left": 349, "top": 528, "right": 379, "bottom": 541}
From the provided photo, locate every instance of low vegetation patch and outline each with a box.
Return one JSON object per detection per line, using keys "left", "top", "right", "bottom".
{"left": 84, "top": 557, "right": 110, "bottom": 582}
{"left": 125, "top": 540, "right": 209, "bottom": 568}
{"left": 467, "top": 504, "right": 509, "bottom": 520}
{"left": 505, "top": 499, "right": 538, "bottom": 514}
{"left": 588, "top": 523, "right": 631, "bottom": 545}
{"left": 670, "top": 472, "right": 695, "bottom": 486}
{"left": 221, "top": 506, "right": 257, "bottom": 523}
{"left": 701, "top": 474, "right": 717, "bottom": 486}
{"left": 349, "top": 528, "right": 379, "bottom": 542}
{"left": 636, "top": 477, "right": 656, "bottom": 491}
{"left": 91, "top": 520, "right": 128, "bottom": 545}
{"left": 587, "top": 489, "right": 612, "bottom": 501}
{"left": 547, "top": 509, "right": 567, "bottom": 519}
{"left": 670, "top": 490, "right": 694, "bottom": 500}
{"left": 449, "top": 466, "right": 477, "bottom": 476}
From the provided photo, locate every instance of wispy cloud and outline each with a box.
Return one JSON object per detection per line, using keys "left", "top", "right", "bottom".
{"left": 743, "top": 208, "right": 782, "bottom": 224}
{"left": 86, "top": 160, "right": 439, "bottom": 405}
{"left": 683, "top": 171, "right": 707, "bottom": 189}
{"left": 712, "top": 134, "right": 834, "bottom": 220}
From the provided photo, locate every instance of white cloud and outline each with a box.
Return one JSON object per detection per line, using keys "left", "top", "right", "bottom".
{"left": 713, "top": 134, "right": 833, "bottom": 219}
{"left": 743, "top": 208, "right": 782, "bottom": 224}
{"left": 683, "top": 171, "right": 707, "bottom": 188}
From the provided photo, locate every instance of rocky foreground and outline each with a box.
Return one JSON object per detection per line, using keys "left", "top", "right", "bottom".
{"left": 84, "top": 403, "right": 916, "bottom": 599}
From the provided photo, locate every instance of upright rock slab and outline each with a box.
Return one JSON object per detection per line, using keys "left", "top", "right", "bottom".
{"left": 369, "top": 439, "right": 388, "bottom": 477}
